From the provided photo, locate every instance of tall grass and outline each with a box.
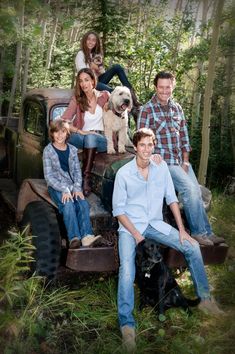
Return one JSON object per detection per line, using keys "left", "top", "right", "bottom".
{"left": 0, "top": 193, "right": 234, "bottom": 353}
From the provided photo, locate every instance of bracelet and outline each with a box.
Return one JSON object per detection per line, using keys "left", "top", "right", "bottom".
{"left": 183, "top": 161, "right": 190, "bottom": 167}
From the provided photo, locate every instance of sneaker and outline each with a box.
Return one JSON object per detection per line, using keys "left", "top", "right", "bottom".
{"left": 193, "top": 234, "right": 214, "bottom": 246}
{"left": 81, "top": 234, "right": 102, "bottom": 247}
{"left": 69, "top": 237, "right": 81, "bottom": 249}
{"left": 121, "top": 325, "right": 136, "bottom": 353}
{"left": 208, "top": 234, "right": 225, "bottom": 245}
{"left": 198, "top": 298, "right": 225, "bottom": 315}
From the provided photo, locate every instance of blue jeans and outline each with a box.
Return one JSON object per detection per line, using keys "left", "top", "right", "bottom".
{"left": 48, "top": 187, "right": 93, "bottom": 241}
{"left": 118, "top": 225, "right": 210, "bottom": 328}
{"left": 97, "top": 64, "right": 132, "bottom": 92}
{"left": 68, "top": 132, "right": 107, "bottom": 152}
{"left": 168, "top": 164, "right": 212, "bottom": 236}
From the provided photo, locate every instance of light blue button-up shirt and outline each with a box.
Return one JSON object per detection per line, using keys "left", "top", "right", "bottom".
{"left": 112, "top": 157, "right": 178, "bottom": 236}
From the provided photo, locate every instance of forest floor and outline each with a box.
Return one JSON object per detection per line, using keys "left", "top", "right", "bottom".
{"left": 0, "top": 192, "right": 234, "bottom": 354}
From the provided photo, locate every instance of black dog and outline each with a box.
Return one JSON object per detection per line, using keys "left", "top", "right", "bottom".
{"left": 135, "top": 239, "right": 200, "bottom": 316}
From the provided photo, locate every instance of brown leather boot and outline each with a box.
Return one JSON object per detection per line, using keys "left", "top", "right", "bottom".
{"left": 82, "top": 148, "right": 97, "bottom": 197}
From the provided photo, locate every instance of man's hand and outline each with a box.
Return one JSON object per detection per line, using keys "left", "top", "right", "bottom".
{"left": 181, "top": 163, "right": 189, "bottom": 173}
{"left": 73, "top": 191, "right": 85, "bottom": 200}
{"left": 135, "top": 234, "right": 145, "bottom": 244}
{"left": 151, "top": 154, "right": 163, "bottom": 165}
{"left": 179, "top": 228, "right": 198, "bottom": 245}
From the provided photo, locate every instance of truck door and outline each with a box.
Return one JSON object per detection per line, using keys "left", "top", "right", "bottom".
{"left": 16, "top": 98, "right": 47, "bottom": 186}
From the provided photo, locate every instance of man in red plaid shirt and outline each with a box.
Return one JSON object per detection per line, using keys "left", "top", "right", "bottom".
{"left": 138, "top": 71, "right": 224, "bottom": 246}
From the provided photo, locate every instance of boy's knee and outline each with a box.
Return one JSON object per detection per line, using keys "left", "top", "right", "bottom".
{"left": 63, "top": 201, "right": 75, "bottom": 213}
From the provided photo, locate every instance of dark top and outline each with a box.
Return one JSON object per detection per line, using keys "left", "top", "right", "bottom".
{"left": 52, "top": 144, "right": 70, "bottom": 172}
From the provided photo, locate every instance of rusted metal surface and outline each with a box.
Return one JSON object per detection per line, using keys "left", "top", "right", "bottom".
{"left": 165, "top": 243, "right": 229, "bottom": 268}
{"left": 24, "top": 88, "right": 74, "bottom": 112}
{"left": 66, "top": 246, "right": 118, "bottom": 272}
{"left": 16, "top": 179, "right": 56, "bottom": 222}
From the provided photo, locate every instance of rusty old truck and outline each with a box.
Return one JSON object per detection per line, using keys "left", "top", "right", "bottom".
{"left": 0, "top": 88, "right": 229, "bottom": 280}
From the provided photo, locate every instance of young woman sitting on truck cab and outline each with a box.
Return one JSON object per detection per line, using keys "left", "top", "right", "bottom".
{"left": 61, "top": 68, "right": 109, "bottom": 197}
{"left": 43, "top": 119, "right": 102, "bottom": 249}
{"left": 75, "top": 30, "right": 141, "bottom": 112}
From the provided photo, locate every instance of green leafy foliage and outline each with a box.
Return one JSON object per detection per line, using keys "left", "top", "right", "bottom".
{"left": 1, "top": 0, "right": 234, "bottom": 186}
{"left": 0, "top": 194, "right": 235, "bottom": 352}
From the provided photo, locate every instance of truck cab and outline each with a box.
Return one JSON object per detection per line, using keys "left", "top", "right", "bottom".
{"left": 0, "top": 89, "right": 229, "bottom": 280}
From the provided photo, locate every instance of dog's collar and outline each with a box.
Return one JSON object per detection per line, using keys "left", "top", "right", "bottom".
{"left": 111, "top": 108, "right": 125, "bottom": 119}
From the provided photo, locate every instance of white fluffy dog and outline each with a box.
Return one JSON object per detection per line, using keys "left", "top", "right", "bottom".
{"left": 103, "top": 86, "right": 133, "bottom": 154}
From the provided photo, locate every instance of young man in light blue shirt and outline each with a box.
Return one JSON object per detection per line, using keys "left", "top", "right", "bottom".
{"left": 112, "top": 128, "right": 223, "bottom": 351}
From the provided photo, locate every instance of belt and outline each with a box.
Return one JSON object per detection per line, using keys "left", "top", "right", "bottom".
{"left": 91, "top": 130, "right": 104, "bottom": 135}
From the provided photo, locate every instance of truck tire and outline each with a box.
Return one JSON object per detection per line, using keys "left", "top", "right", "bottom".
{"left": 21, "top": 200, "right": 61, "bottom": 280}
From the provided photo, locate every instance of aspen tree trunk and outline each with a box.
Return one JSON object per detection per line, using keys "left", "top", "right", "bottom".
{"left": 228, "top": 3, "right": 235, "bottom": 174}
{"left": 45, "top": 16, "right": 58, "bottom": 70}
{"left": 21, "top": 46, "right": 30, "bottom": 98}
{"left": 198, "top": 0, "right": 225, "bottom": 185}
{"left": 41, "top": 19, "right": 47, "bottom": 49}
{"left": 174, "top": 0, "right": 183, "bottom": 13}
{"left": 7, "top": 1, "right": 24, "bottom": 121}
{"left": 0, "top": 47, "right": 5, "bottom": 115}
{"left": 191, "top": 0, "right": 208, "bottom": 136}
{"left": 171, "top": 0, "right": 190, "bottom": 72}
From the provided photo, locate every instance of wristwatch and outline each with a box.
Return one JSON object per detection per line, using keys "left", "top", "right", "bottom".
{"left": 183, "top": 161, "right": 190, "bottom": 167}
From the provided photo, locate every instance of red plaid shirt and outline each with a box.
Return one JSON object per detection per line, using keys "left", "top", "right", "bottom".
{"left": 138, "top": 94, "right": 191, "bottom": 165}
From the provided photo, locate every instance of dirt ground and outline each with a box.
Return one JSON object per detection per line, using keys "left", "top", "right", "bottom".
{"left": 0, "top": 196, "right": 16, "bottom": 244}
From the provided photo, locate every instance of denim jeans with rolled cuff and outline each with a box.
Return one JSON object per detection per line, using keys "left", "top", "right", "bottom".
{"left": 168, "top": 164, "right": 213, "bottom": 237}
{"left": 48, "top": 187, "right": 93, "bottom": 241}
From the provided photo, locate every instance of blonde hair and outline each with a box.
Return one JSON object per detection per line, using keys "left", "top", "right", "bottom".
{"left": 49, "top": 119, "right": 70, "bottom": 142}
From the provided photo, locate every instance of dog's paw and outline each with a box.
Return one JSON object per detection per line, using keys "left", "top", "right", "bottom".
{"left": 118, "top": 147, "right": 126, "bottom": 154}
{"left": 107, "top": 148, "right": 116, "bottom": 154}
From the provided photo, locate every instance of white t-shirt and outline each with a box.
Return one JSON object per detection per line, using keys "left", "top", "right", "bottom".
{"left": 83, "top": 105, "right": 104, "bottom": 131}
{"left": 75, "top": 50, "right": 90, "bottom": 72}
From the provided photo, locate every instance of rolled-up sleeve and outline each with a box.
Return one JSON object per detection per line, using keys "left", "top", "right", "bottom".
{"left": 164, "top": 164, "right": 178, "bottom": 205}
{"left": 61, "top": 96, "right": 77, "bottom": 122}
{"left": 112, "top": 170, "right": 127, "bottom": 217}
{"left": 75, "top": 50, "right": 89, "bottom": 72}
{"left": 178, "top": 105, "right": 191, "bottom": 153}
{"left": 137, "top": 106, "right": 150, "bottom": 129}
{"left": 71, "top": 151, "right": 83, "bottom": 192}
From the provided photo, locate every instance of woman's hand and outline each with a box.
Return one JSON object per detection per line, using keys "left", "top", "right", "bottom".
{"left": 62, "top": 192, "right": 73, "bottom": 204}
{"left": 73, "top": 191, "right": 85, "bottom": 200}
{"left": 151, "top": 154, "right": 163, "bottom": 165}
{"left": 90, "top": 62, "right": 99, "bottom": 71}
{"left": 103, "top": 102, "right": 109, "bottom": 112}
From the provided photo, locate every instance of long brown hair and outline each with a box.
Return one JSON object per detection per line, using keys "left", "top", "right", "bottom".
{"left": 74, "top": 68, "right": 97, "bottom": 112}
{"left": 80, "top": 31, "right": 102, "bottom": 64}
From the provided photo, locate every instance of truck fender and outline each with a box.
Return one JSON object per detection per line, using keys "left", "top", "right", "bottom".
{"left": 17, "top": 178, "right": 57, "bottom": 222}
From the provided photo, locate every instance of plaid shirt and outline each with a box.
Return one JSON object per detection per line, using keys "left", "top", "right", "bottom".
{"left": 138, "top": 94, "right": 191, "bottom": 165}
{"left": 43, "top": 143, "right": 82, "bottom": 193}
